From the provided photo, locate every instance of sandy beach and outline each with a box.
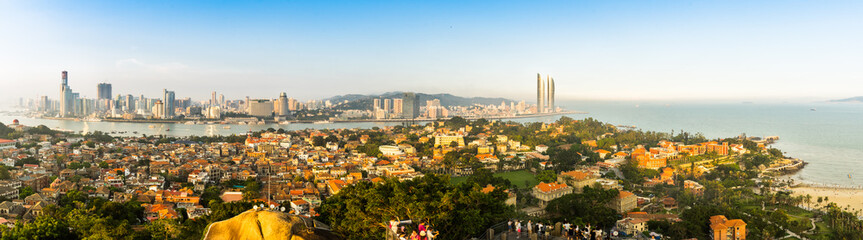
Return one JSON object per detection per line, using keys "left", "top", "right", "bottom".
{"left": 791, "top": 186, "right": 863, "bottom": 213}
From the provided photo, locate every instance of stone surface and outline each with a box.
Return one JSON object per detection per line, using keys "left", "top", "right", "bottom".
{"left": 203, "top": 209, "right": 342, "bottom": 240}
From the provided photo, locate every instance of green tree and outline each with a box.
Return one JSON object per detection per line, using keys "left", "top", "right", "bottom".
{"left": 312, "top": 136, "right": 326, "bottom": 147}
{"left": 535, "top": 170, "right": 557, "bottom": 183}
{"left": 0, "top": 167, "right": 9, "bottom": 180}
{"left": 1, "top": 215, "right": 75, "bottom": 240}
{"left": 18, "top": 186, "right": 34, "bottom": 199}
{"left": 317, "top": 174, "right": 512, "bottom": 240}
{"left": 544, "top": 187, "right": 620, "bottom": 228}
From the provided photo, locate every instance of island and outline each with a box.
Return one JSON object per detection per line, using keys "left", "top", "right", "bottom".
{"left": 0, "top": 116, "right": 859, "bottom": 239}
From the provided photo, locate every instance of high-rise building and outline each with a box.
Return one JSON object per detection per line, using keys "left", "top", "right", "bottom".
{"left": 384, "top": 99, "right": 391, "bottom": 113}
{"left": 152, "top": 100, "right": 165, "bottom": 119}
{"left": 549, "top": 77, "right": 555, "bottom": 112}
{"left": 373, "top": 98, "right": 381, "bottom": 111}
{"left": 211, "top": 91, "right": 217, "bottom": 107}
{"left": 426, "top": 99, "right": 443, "bottom": 119}
{"left": 248, "top": 99, "right": 274, "bottom": 117}
{"left": 163, "top": 89, "right": 175, "bottom": 119}
{"left": 392, "top": 98, "right": 403, "bottom": 115}
{"left": 536, "top": 73, "right": 544, "bottom": 113}
{"left": 39, "top": 96, "right": 49, "bottom": 112}
{"left": 277, "top": 92, "right": 290, "bottom": 116}
{"left": 125, "top": 94, "right": 135, "bottom": 112}
{"left": 288, "top": 98, "right": 298, "bottom": 111}
{"left": 546, "top": 75, "right": 551, "bottom": 113}
{"left": 401, "top": 92, "right": 420, "bottom": 119}
{"left": 97, "top": 83, "right": 112, "bottom": 100}
{"left": 219, "top": 94, "right": 225, "bottom": 107}
{"left": 59, "top": 71, "right": 76, "bottom": 117}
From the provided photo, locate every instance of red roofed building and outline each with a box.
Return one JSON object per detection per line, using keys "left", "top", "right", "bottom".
{"left": 220, "top": 191, "right": 243, "bottom": 202}
{"left": 710, "top": 215, "right": 746, "bottom": 240}
{"left": 557, "top": 170, "right": 596, "bottom": 193}
{"left": 532, "top": 182, "right": 572, "bottom": 207}
{"left": 0, "top": 139, "right": 16, "bottom": 150}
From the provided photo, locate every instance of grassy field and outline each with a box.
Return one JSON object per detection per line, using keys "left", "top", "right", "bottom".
{"left": 450, "top": 170, "right": 539, "bottom": 189}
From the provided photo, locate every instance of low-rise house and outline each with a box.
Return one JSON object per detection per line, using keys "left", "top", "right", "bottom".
{"left": 0, "top": 187, "right": 17, "bottom": 200}
{"left": 616, "top": 217, "right": 648, "bottom": 236}
{"left": 0, "top": 201, "right": 24, "bottom": 217}
{"left": 710, "top": 215, "right": 746, "bottom": 240}
{"left": 684, "top": 180, "right": 704, "bottom": 196}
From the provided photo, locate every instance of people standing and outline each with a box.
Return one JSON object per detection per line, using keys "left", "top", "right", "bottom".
{"left": 426, "top": 225, "right": 436, "bottom": 240}
{"left": 508, "top": 219, "right": 513, "bottom": 232}
{"left": 544, "top": 223, "right": 551, "bottom": 240}
{"left": 418, "top": 221, "right": 427, "bottom": 240}
{"left": 516, "top": 220, "right": 522, "bottom": 239}
{"left": 536, "top": 222, "right": 543, "bottom": 239}
{"left": 527, "top": 220, "right": 533, "bottom": 236}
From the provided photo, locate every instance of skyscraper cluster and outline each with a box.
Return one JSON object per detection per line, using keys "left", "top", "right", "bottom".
{"left": 536, "top": 73, "right": 555, "bottom": 113}
{"left": 371, "top": 93, "right": 419, "bottom": 119}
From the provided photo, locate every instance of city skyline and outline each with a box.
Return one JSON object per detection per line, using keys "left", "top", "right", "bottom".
{"left": 3, "top": 1, "right": 863, "bottom": 106}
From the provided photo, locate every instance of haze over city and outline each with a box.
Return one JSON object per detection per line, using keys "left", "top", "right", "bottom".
{"left": 2, "top": 0, "right": 863, "bottom": 106}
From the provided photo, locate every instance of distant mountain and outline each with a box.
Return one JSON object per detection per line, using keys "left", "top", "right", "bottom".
{"left": 829, "top": 96, "right": 863, "bottom": 103}
{"left": 326, "top": 92, "right": 517, "bottom": 110}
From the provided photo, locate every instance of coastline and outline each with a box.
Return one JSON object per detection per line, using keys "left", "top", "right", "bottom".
{"left": 37, "top": 111, "right": 587, "bottom": 124}
{"left": 791, "top": 185, "right": 863, "bottom": 213}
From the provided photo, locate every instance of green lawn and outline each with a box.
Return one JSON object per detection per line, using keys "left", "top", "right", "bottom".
{"left": 450, "top": 170, "right": 540, "bottom": 189}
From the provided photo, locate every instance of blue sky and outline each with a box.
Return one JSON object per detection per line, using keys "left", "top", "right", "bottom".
{"left": 1, "top": 0, "right": 862, "bottom": 105}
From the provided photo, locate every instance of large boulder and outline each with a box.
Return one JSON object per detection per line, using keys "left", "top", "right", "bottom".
{"left": 203, "top": 209, "right": 342, "bottom": 240}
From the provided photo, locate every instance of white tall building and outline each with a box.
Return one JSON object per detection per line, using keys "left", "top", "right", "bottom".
{"left": 277, "top": 92, "right": 290, "bottom": 116}
{"left": 248, "top": 99, "right": 274, "bottom": 117}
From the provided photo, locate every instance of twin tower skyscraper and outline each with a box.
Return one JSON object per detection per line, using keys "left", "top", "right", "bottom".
{"left": 537, "top": 73, "right": 555, "bottom": 113}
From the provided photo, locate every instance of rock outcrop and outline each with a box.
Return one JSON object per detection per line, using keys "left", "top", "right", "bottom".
{"left": 203, "top": 209, "right": 342, "bottom": 240}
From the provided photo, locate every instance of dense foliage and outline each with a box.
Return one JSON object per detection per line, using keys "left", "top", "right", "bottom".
{"left": 544, "top": 187, "right": 620, "bottom": 228}
{"left": 317, "top": 174, "right": 513, "bottom": 240}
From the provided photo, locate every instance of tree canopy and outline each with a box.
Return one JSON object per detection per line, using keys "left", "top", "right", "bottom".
{"left": 317, "top": 174, "right": 513, "bottom": 240}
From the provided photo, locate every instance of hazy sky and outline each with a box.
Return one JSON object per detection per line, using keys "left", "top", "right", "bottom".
{"left": 1, "top": 1, "right": 862, "bottom": 106}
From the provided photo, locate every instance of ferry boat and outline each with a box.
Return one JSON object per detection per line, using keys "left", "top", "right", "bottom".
{"left": 279, "top": 121, "right": 291, "bottom": 125}
{"left": 313, "top": 120, "right": 332, "bottom": 124}
{"left": 148, "top": 125, "right": 155, "bottom": 128}
{"left": 223, "top": 126, "right": 231, "bottom": 129}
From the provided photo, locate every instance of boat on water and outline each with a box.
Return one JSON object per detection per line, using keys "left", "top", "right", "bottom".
{"left": 810, "top": 108, "right": 817, "bottom": 111}
{"left": 313, "top": 120, "right": 332, "bottom": 124}
{"left": 148, "top": 125, "right": 155, "bottom": 128}
{"left": 83, "top": 117, "right": 102, "bottom": 122}
{"left": 132, "top": 131, "right": 138, "bottom": 134}
{"left": 223, "top": 126, "right": 231, "bottom": 129}
{"left": 184, "top": 121, "right": 195, "bottom": 125}
{"left": 279, "top": 121, "right": 291, "bottom": 125}
{"left": 166, "top": 128, "right": 171, "bottom": 131}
